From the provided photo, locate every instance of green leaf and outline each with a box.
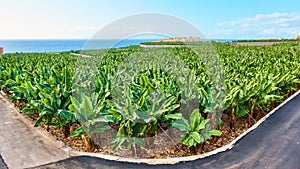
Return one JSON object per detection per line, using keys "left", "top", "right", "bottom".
{"left": 69, "top": 126, "right": 85, "bottom": 137}
{"left": 153, "top": 108, "right": 169, "bottom": 117}
{"left": 80, "top": 96, "right": 94, "bottom": 120}
{"left": 111, "top": 137, "right": 126, "bottom": 151}
{"left": 189, "top": 109, "right": 200, "bottom": 131}
{"left": 172, "top": 118, "right": 190, "bottom": 132}
{"left": 190, "top": 132, "right": 201, "bottom": 144}
{"left": 134, "top": 138, "right": 145, "bottom": 147}
{"left": 235, "top": 104, "right": 249, "bottom": 118}
{"left": 164, "top": 113, "right": 182, "bottom": 120}
{"left": 58, "top": 109, "right": 75, "bottom": 121}
{"left": 195, "top": 119, "right": 209, "bottom": 131}
{"left": 136, "top": 110, "right": 150, "bottom": 121}
{"left": 210, "top": 129, "right": 222, "bottom": 136}
{"left": 168, "top": 103, "right": 180, "bottom": 112}
{"left": 34, "top": 114, "right": 47, "bottom": 127}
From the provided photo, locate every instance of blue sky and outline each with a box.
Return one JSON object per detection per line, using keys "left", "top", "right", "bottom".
{"left": 1, "top": 0, "right": 299, "bottom": 39}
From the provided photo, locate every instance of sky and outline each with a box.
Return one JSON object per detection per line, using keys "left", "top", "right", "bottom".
{"left": 0, "top": 0, "right": 300, "bottom": 39}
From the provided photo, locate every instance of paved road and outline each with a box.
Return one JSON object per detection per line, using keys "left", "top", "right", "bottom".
{"left": 0, "top": 94, "right": 70, "bottom": 169}
{"left": 0, "top": 154, "right": 8, "bottom": 169}
{"left": 34, "top": 93, "right": 300, "bottom": 169}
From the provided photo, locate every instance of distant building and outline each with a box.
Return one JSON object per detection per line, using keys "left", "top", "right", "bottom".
{"left": 0, "top": 47, "right": 3, "bottom": 54}
{"left": 154, "top": 37, "right": 200, "bottom": 42}
{"left": 293, "top": 35, "right": 300, "bottom": 40}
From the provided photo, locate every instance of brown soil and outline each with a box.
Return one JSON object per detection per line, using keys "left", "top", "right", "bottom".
{"left": 2, "top": 85, "right": 300, "bottom": 159}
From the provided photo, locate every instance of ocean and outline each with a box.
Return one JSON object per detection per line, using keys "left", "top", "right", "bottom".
{"left": 0, "top": 39, "right": 158, "bottom": 53}
{"left": 0, "top": 39, "right": 234, "bottom": 53}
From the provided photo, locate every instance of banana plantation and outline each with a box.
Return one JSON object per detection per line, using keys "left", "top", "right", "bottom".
{"left": 0, "top": 42, "right": 299, "bottom": 157}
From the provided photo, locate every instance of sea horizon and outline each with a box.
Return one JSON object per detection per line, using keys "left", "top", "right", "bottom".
{"left": 0, "top": 39, "right": 236, "bottom": 53}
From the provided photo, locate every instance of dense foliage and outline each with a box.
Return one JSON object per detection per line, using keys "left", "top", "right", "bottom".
{"left": 0, "top": 42, "right": 299, "bottom": 152}
{"left": 232, "top": 39, "right": 300, "bottom": 42}
{"left": 140, "top": 41, "right": 202, "bottom": 45}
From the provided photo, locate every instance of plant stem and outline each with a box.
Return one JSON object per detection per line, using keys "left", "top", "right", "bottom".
{"left": 230, "top": 106, "right": 235, "bottom": 132}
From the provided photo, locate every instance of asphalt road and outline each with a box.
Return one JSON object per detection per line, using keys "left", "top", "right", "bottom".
{"left": 33, "top": 94, "right": 300, "bottom": 169}
{"left": 0, "top": 155, "right": 8, "bottom": 169}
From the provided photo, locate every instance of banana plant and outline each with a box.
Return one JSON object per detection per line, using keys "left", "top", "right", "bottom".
{"left": 107, "top": 80, "right": 181, "bottom": 150}
{"left": 68, "top": 92, "right": 113, "bottom": 151}
{"left": 110, "top": 135, "right": 145, "bottom": 158}
{"left": 69, "top": 92, "right": 112, "bottom": 136}
{"left": 172, "top": 109, "right": 221, "bottom": 149}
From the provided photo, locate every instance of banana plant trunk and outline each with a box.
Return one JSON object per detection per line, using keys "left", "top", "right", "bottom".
{"left": 248, "top": 104, "right": 255, "bottom": 127}
{"left": 82, "top": 134, "right": 93, "bottom": 152}
{"left": 230, "top": 105, "right": 235, "bottom": 132}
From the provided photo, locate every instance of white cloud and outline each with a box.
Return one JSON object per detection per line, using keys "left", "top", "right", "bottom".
{"left": 261, "top": 28, "right": 276, "bottom": 35}
{"left": 218, "top": 13, "right": 300, "bottom": 28}
{"left": 216, "top": 13, "right": 300, "bottom": 38}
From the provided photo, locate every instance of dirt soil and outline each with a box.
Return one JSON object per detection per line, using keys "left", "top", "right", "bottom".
{"left": 3, "top": 84, "right": 300, "bottom": 159}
